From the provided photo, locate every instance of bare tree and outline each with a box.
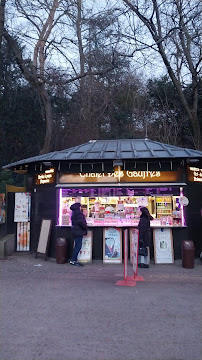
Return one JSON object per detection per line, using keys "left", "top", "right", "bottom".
{"left": 2, "top": 0, "right": 116, "bottom": 154}
{"left": 121, "top": 0, "right": 202, "bottom": 149}
{"left": 3, "top": 0, "right": 67, "bottom": 153}
{"left": 73, "top": 0, "right": 119, "bottom": 141}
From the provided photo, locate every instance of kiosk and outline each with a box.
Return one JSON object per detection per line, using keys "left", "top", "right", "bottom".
{"left": 3, "top": 139, "right": 202, "bottom": 261}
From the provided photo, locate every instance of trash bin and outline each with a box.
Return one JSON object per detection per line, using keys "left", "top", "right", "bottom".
{"left": 181, "top": 240, "right": 195, "bottom": 269}
{"left": 56, "top": 238, "right": 68, "bottom": 264}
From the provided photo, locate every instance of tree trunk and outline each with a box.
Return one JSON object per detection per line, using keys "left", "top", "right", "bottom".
{"left": 0, "top": 0, "right": 6, "bottom": 49}
{"left": 38, "top": 84, "right": 53, "bottom": 154}
{"left": 3, "top": 31, "right": 53, "bottom": 154}
{"left": 76, "top": 0, "right": 94, "bottom": 140}
{"left": 76, "top": 0, "right": 85, "bottom": 90}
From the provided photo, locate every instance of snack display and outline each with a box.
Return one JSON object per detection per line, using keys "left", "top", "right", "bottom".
{"left": 58, "top": 194, "right": 183, "bottom": 227}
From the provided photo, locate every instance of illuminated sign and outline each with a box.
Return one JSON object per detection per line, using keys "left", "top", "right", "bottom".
{"left": 187, "top": 167, "right": 202, "bottom": 182}
{"left": 80, "top": 171, "right": 161, "bottom": 180}
{"left": 35, "top": 168, "right": 55, "bottom": 185}
{"left": 59, "top": 170, "right": 181, "bottom": 184}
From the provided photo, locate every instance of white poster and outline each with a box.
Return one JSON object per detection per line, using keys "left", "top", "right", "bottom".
{"left": 77, "top": 230, "right": 93, "bottom": 263}
{"left": 137, "top": 196, "right": 148, "bottom": 207}
{"left": 153, "top": 228, "right": 174, "bottom": 264}
{"left": 103, "top": 227, "right": 122, "bottom": 263}
{"left": 17, "top": 222, "right": 30, "bottom": 251}
{"left": 14, "top": 193, "right": 31, "bottom": 222}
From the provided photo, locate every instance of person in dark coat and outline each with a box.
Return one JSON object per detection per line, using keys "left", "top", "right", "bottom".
{"left": 70, "top": 202, "right": 87, "bottom": 266}
{"left": 138, "top": 207, "right": 153, "bottom": 268}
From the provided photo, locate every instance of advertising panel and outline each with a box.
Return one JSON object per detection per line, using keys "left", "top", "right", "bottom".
{"left": 103, "top": 227, "right": 122, "bottom": 263}
{"left": 77, "top": 230, "right": 93, "bottom": 263}
{"left": 0, "top": 193, "right": 6, "bottom": 224}
{"left": 130, "top": 228, "right": 139, "bottom": 275}
{"left": 153, "top": 228, "right": 174, "bottom": 264}
{"left": 17, "top": 222, "right": 30, "bottom": 251}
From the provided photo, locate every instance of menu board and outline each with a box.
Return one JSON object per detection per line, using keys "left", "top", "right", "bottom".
{"left": 61, "top": 186, "right": 179, "bottom": 198}
{"left": 103, "top": 227, "right": 122, "bottom": 263}
{"left": 153, "top": 228, "right": 174, "bottom": 264}
{"left": 77, "top": 230, "right": 93, "bottom": 263}
{"left": 14, "top": 193, "right": 31, "bottom": 222}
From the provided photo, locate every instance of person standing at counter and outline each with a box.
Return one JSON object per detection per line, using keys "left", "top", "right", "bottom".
{"left": 138, "top": 207, "right": 153, "bottom": 268}
{"left": 70, "top": 202, "right": 88, "bottom": 267}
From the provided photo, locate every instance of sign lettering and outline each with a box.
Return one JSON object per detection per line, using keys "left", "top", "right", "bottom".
{"left": 187, "top": 166, "right": 202, "bottom": 183}
{"left": 59, "top": 169, "right": 181, "bottom": 184}
{"left": 35, "top": 168, "right": 55, "bottom": 185}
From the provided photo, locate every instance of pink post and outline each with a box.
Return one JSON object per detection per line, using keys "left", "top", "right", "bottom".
{"left": 58, "top": 188, "right": 62, "bottom": 226}
{"left": 124, "top": 229, "right": 128, "bottom": 280}
{"left": 180, "top": 187, "right": 186, "bottom": 226}
{"left": 116, "top": 229, "right": 136, "bottom": 286}
{"left": 128, "top": 228, "right": 145, "bottom": 282}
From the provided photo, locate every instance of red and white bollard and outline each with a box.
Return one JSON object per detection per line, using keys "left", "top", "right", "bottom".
{"left": 116, "top": 228, "right": 144, "bottom": 286}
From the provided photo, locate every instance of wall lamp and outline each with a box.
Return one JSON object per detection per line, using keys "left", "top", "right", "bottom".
{"left": 186, "top": 158, "right": 199, "bottom": 164}
{"left": 42, "top": 161, "right": 53, "bottom": 167}
{"left": 113, "top": 160, "right": 123, "bottom": 167}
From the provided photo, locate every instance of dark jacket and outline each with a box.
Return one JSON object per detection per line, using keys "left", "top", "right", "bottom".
{"left": 138, "top": 207, "right": 153, "bottom": 247}
{"left": 70, "top": 203, "right": 87, "bottom": 238}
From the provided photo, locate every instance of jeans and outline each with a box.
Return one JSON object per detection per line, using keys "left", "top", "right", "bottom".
{"left": 72, "top": 236, "right": 83, "bottom": 261}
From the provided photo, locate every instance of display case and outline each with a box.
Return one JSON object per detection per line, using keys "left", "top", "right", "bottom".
{"left": 156, "top": 196, "right": 172, "bottom": 217}
{"left": 58, "top": 191, "right": 158, "bottom": 226}
{"left": 172, "top": 196, "right": 182, "bottom": 226}
{"left": 58, "top": 190, "right": 183, "bottom": 228}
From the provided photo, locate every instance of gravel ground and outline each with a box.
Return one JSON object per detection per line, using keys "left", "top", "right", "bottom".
{"left": 0, "top": 253, "right": 201, "bottom": 360}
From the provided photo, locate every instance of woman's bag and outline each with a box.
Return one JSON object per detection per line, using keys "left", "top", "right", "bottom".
{"left": 138, "top": 247, "right": 148, "bottom": 257}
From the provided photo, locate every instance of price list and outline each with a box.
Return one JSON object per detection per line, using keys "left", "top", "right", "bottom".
{"left": 61, "top": 186, "right": 178, "bottom": 198}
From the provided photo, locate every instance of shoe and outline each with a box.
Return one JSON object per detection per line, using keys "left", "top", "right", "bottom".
{"left": 138, "top": 263, "right": 149, "bottom": 268}
{"left": 69, "top": 261, "right": 83, "bottom": 267}
{"left": 69, "top": 261, "right": 78, "bottom": 266}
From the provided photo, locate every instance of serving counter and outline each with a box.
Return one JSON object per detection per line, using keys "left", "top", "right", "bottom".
{"left": 55, "top": 219, "right": 187, "bottom": 264}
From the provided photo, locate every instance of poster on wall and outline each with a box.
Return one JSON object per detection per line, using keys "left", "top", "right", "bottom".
{"left": 17, "top": 222, "right": 30, "bottom": 251}
{"left": 77, "top": 230, "right": 93, "bottom": 263}
{"left": 14, "top": 193, "right": 31, "bottom": 222}
{"left": 130, "top": 228, "right": 139, "bottom": 275}
{"left": 153, "top": 228, "right": 174, "bottom": 264}
{"left": 103, "top": 227, "right": 122, "bottom": 263}
{"left": 0, "top": 193, "right": 6, "bottom": 224}
{"left": 137, "top": 196, "right": 148, "bottom": 207}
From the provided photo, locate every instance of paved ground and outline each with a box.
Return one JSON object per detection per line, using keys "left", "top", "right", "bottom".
{"left": 0, "top": 253, "right": 201, "bottom": 360}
